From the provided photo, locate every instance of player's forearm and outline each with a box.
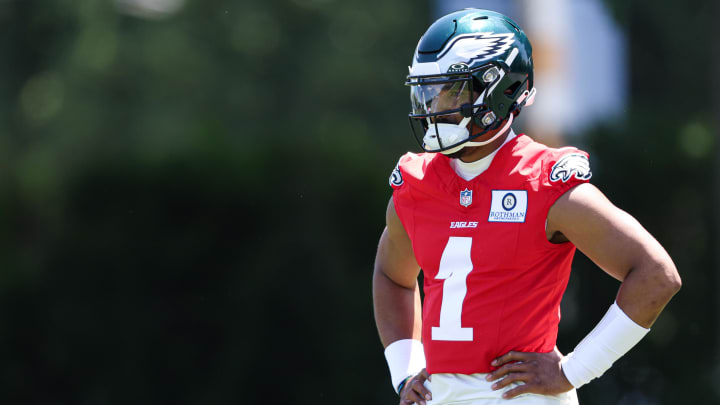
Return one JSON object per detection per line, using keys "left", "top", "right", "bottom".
{"left": 615, "top": 257, "right": 681, "bottom": 328}
{"left": 561, "top": 246, "right": 680, "bottom": 389}
{"left": 372, "top": 268, "right": 423, "bottom": 347}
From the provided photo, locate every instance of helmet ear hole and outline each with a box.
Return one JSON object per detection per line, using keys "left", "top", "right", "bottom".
{"left": 504, "top": 81, "right": 522, "bottom": 97}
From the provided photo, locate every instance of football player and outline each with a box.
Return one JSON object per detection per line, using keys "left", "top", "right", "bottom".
{"left": 373, "top": 9, "right": 681, "bottom": 405}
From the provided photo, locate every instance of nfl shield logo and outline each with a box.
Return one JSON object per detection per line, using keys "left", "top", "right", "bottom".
{"left": 460, "top": 188, "right": 473, "bottom": 207}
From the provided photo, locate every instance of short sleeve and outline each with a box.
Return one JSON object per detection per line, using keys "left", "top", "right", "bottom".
{"left": 389, "top": 153, "right": 420, "bottom": 190}
{"left": 389, "top": 158, "right": 404, "bottom": 190}
{"left": 541, "top": 149, "right": 592, "bottom": 210}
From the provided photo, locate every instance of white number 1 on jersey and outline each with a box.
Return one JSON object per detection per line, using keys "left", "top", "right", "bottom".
{"left": 431, "top": 236, "right": 474, "bottom": 341}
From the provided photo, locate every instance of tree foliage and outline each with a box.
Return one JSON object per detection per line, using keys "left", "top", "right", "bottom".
{"left": 0, "top": 0, "right": 715, "bottom": 403}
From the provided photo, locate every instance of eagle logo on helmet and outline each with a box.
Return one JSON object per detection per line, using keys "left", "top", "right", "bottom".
{"left": 549, "top": 153, "right": 593, "bottom": 183}
{"left": 437, "top": 32, "right": 515, "bottom": 66}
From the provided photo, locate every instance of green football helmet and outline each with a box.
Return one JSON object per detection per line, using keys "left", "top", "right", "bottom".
{"left": 406, "top": 9, "right": 536, "bottom": 153}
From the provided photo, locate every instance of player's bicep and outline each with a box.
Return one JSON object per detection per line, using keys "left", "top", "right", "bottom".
{"left": 546, "top": 183, "right": 668, "bottom": 281}
{"left": 375, "top": 197, "right": 421, "bottom": 289}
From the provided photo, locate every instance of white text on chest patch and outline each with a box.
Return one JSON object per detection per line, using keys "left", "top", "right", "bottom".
{"left": 488, "top": 190, "right": 528, "bottom": 223}
{"left": 450, "top": 221, "right": 478, "bottom": 229}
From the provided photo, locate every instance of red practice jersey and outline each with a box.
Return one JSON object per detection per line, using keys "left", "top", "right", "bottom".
{"left": 389, "top": 134, "right": 592, "bottom": 375}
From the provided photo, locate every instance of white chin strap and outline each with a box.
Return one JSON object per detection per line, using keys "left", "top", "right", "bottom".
{"left": 423, "top": 112, "right": 515, "bottom": 155}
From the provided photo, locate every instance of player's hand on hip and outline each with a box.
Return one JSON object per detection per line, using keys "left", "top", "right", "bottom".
{"left": 399, "top": 368, "right": 432, "bottom": 405}
{"left": 486, "top": 347, "right": 573, "bottom": 399}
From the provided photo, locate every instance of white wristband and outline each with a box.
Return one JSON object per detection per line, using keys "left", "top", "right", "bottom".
{"left": 384, "top": 339, "right": 426, "bottom": 393}
{"left": 561, "top": 301, "right": 650, "bottom": 389}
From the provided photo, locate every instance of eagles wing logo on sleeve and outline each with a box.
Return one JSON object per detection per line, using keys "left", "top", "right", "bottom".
{"left": 389, "top": 161, "right": 404, "bottom": 187}
{"left": 549, "top": 153, "right": 592, "bottom": 183}
{"left": 437, "top": 32, "right": 515, "bottom": 66}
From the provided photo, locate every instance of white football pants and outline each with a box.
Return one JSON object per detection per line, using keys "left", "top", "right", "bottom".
{"left": 424, "top": 373, "right": 579, "bottom": 405}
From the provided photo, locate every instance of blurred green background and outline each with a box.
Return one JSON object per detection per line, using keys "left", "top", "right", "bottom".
{"left": 0, "top": 0, "right": 717, "bottom": 403}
